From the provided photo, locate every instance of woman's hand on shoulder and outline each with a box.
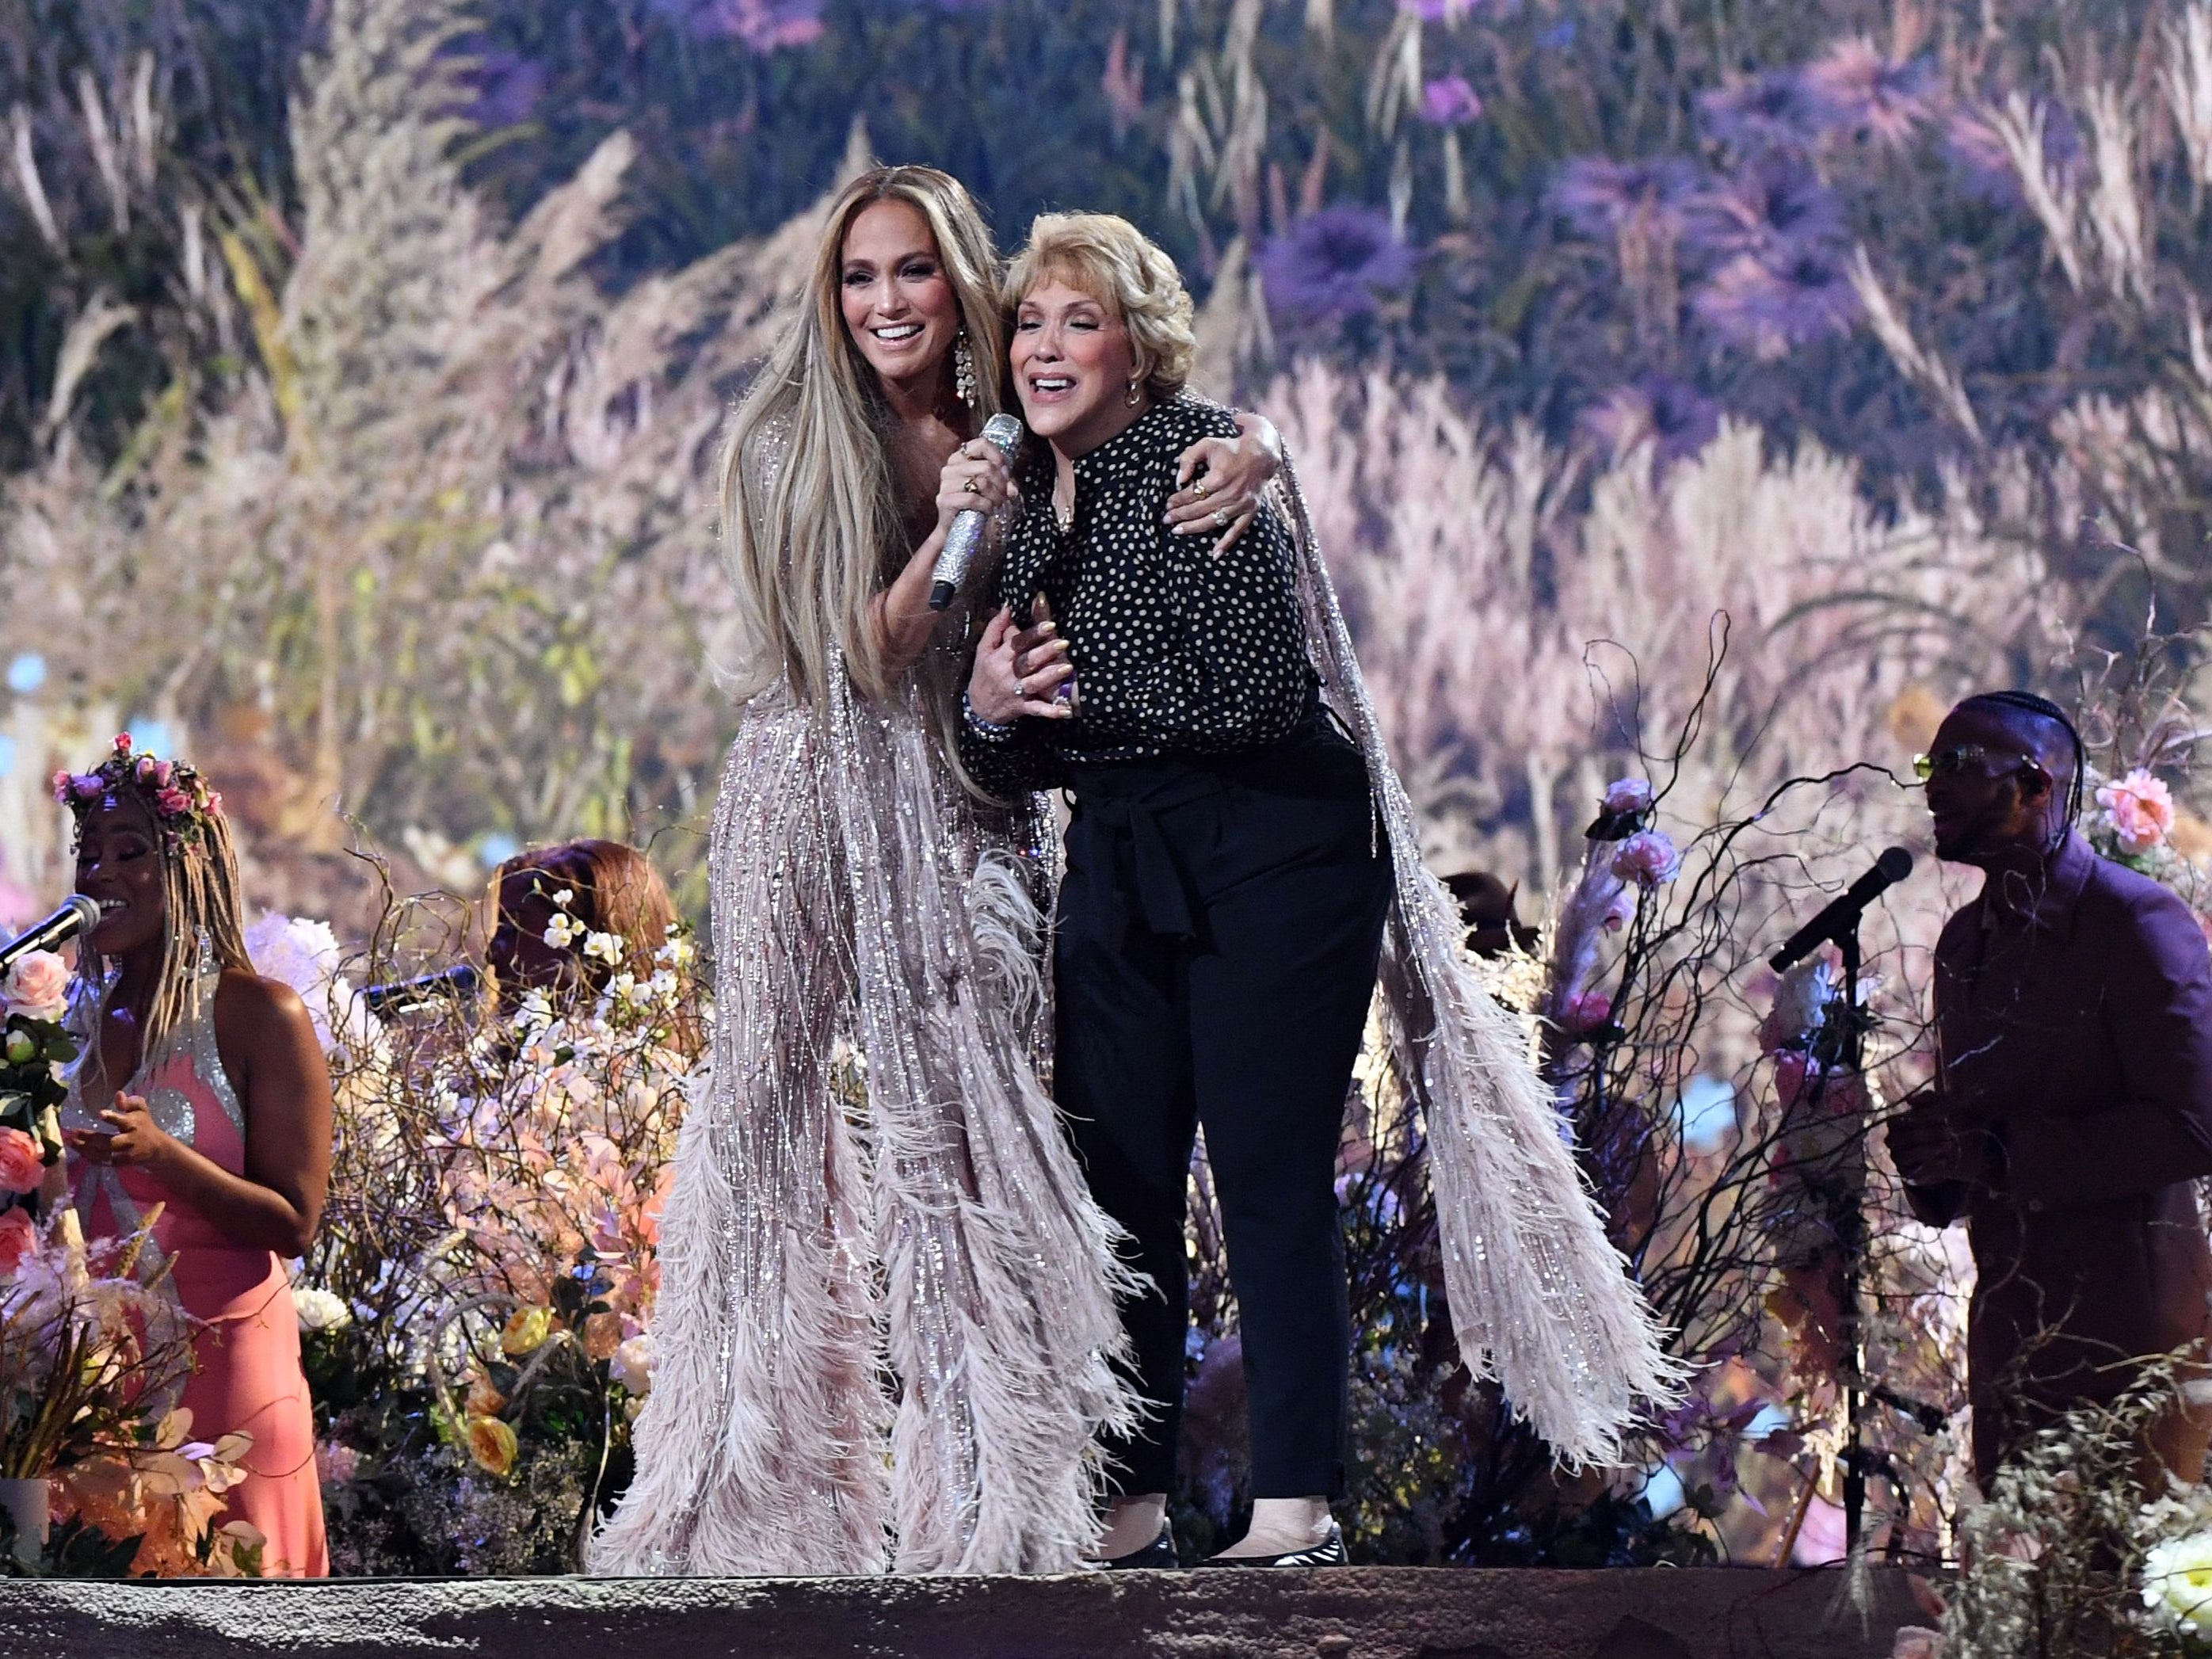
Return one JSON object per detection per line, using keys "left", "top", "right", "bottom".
{"left": 934, "top": 434, "right": 1022, "bottom": 540}
{"left": 1166, "top": 411, "right": 1283, "bottom": 554}
{"left": 967, "top": 604, "right": 1074, "bottom": 728}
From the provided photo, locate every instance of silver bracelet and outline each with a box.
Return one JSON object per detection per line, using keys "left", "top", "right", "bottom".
{"left": 962, "top": 690, "right": 1015, "bottom": 742}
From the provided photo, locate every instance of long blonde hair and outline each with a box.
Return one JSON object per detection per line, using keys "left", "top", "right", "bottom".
{"left": 719, "top": 165, "right": 1008, "bottom": 710}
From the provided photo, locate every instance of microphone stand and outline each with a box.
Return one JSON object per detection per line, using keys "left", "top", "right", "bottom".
{"left": 1804, "top": 915, "right": 1871, "bottom": 1555}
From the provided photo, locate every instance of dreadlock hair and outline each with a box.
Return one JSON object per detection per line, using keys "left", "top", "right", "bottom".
{"left": 55, "top": 737, "right": 253, "bottom": 1089}
{"left": 1958, "top": 689, "right": 2086, "bottom": 825}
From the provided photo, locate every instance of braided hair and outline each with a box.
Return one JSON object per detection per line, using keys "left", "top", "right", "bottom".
{"left": 1957, "top": 689, "right": 2086, "bottom": 826}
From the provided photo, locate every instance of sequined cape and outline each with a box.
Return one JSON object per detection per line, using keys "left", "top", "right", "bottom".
{"left": 1276, "top": 452, "right": 1682, "bottom": 1466}
{"left": 586, "top": 431, "right": 1138, "bottom": 1577}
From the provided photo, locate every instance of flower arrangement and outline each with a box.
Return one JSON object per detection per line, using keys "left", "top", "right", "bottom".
{"left": 0, "top": 949, "right": 77, "bottom": 1222}
{"left": 0, "top": 1207, "right": 263, "bottom": 1576}
{"left": 50, "top": 734, "right": 223, "bottom": 854}
{"left": 294, "top": 880, "right": 698, "bottom": 1576}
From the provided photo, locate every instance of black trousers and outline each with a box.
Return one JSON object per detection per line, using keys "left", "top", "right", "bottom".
{"left": 1055, "top": 713, "right": 1392, "bottom": 1500}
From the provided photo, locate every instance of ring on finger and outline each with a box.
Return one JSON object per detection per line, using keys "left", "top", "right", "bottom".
{"left": 963, "top": 478, "right": 982, "bottom": 494}
{"left": 1192, "top": 479, "right": 1210, "bottom": 499}
{"left": 1212, "top": 508, "right": 1230, "bottom": 530}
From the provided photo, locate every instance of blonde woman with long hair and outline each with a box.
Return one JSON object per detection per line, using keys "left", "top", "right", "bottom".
{"left": 588, "top": 165, "right": 1284, "bottom": 1577}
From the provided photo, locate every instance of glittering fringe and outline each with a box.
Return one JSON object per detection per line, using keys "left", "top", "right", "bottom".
{"left": 828, "top": 666, "right": 1141, "bottom": 1573}
{"left": 590, "top": 666, "right": 1138, "bottom": 1576}
{"left": 1276, "top": 456, "right": 1686, "bottom": 1468}
{"left": 586, "top": 701, "right": 890, "bottom": 1575}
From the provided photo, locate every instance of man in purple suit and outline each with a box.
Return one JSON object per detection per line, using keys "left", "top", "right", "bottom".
{"left": 1887, "top": 690, "right": 2212, "bottom": 1486}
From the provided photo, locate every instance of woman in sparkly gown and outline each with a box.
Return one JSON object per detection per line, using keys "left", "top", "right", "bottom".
{"left": 587, "top": 165, "right": 1284, "bottom": 1577}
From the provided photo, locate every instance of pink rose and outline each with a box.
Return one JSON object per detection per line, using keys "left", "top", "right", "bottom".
{"left": 135, "top": 754, "right": 157, "bottom": 781}
{"left": 0, "top": 1129, "right": 43, "bottom": 1195}
{"left": 1611, "top": 829, "right": 1681, "bottom": 888}
{"left": 154, "top": 787, "right": 193, "bottom": 817}
{"left": 3, "top": 949, "right": 71, "bottom": 1020}
{"left": 49, "top": 770, "right": 71, "bottom": 805}
{"left": 2096, "top": 769, "right": 2175, "bottom": 856}
{"left": 205, "top": 791, "right": 223, "bottom": 814}
{"left": 153, "top": 761, "right": 174, "bottom": 789}
{"left": 112, "top": 733, "right": 132, "bottom": 755}
{"left": 1603, "top": 778, "right": 1654, "bottom": 816}
{"left": 0, "top": 1207, "right": 36, "bottom": 1276}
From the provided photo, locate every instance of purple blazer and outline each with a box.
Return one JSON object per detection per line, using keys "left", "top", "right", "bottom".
{"left": 1901, "top": 830, "right": 2212, "bottom": 1480}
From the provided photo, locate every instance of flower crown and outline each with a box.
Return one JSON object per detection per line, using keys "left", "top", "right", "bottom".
{"left": 51, "top": 734, "right": 224, "bottom": 852}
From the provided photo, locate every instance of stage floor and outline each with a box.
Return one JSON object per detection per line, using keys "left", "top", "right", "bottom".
{"left": 0, "top": 1565, "right": 1924, "bottom": 1658}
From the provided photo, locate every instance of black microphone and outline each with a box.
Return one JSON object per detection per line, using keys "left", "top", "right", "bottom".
{"left": 1768, "top": 849, "right": 1914, "bottom": 972}
{"left": 0, "top": 894, "right": 100, "bottom": 975}
{"left": 928, "top": 413, "right": 1025, "bottom": 612}
{"left": 360, "top": 963, "right": 480, "bottom": 1017}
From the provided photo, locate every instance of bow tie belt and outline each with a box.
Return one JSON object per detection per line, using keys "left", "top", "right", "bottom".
{"left": 1066, "top": 776, "right": 1219, "bottom": 945}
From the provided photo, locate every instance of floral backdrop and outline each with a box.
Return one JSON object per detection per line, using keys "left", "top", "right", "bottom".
{"left": 2, "top": 0, "right": 2212, "bottom": 1612}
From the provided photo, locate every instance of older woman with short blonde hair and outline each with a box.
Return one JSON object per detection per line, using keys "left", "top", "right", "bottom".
{"left": 961, "top": 212, "right": 1393, "bottom": 1566}
{"left": 964, "top": 212, "right": 1677, "bottom": 1573}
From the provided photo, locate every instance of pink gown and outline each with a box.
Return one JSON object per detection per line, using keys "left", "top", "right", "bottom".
{"left": 65, "top": 974, "right": 329, "bottom": 1577}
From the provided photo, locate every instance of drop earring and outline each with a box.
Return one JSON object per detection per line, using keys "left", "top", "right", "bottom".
{"left": 1125, "top": 378, "right": 1142, "bottom": 408}
{"left": 954, "top": 332, "right": 976, "bottom": 409}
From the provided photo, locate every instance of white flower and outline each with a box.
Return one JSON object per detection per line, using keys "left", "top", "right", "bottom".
{"left": 582, "top": 931, "right": 625, "bottom": 965}
{"left": 610, "top": 1333, "right": 654, "bottom": 1395}
{"left": 551, "top": 888, "right": 574, "bottom": 907}
{"left": 654, "top": 936, "right": 694, "bottom": 969}
{"left": 293, "top": 1287, "right": 353, "bottom": 1332}
{"left": 543, "top": 913, "right": 582, "bottom": 950}
{"left": 2143, "top": 1531, "right": 2212, "bottom": 1633}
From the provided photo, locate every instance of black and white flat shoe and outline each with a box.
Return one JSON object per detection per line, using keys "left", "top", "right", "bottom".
{"left": 1198, "top": 1520, "right": 1346, "bottom": 1568}
{"left": 1093, "top": 1521, "right": 1177, "bottom": 1569}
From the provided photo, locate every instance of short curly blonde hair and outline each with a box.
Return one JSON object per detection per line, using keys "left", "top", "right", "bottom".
{"left": 1005, "top": 212, "right": 1197, "bottom": 399}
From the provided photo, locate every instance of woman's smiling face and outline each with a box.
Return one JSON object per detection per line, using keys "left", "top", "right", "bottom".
{"left": 1009, "top": 277, "right": 1143, "bottom": 457}
{"left": 838, "top": 199, "right": 960, "bottom": 396}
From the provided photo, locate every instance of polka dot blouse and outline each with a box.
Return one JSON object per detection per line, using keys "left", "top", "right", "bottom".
{"left": 960, "top": 394, "right": 1315, "bottom": 796}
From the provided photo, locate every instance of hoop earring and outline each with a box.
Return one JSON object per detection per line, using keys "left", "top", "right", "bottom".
{"left": 1125, "top": 378, "right": 1142, "bottom": 408}
{"left": 954, "top": 333, "right": 976, "bottom": 409}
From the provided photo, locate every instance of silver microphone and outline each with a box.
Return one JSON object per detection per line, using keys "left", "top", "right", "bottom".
{"left": 928, "top": 413, "right": 1025, "bottom": 612}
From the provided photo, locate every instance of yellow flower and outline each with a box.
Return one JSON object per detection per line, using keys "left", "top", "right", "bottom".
{"left": 500, "top": 1304, "right": 554, "bottom": 1356}
{"left": 466, "top": 1414, "right": 519, "bottom": 1479}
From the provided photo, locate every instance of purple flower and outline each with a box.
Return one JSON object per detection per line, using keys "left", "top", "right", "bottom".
{"left": 461, "top": 49, "right": 547, "bottom": 129}
{"left": 1685, "top": 151, "right": 1844, "bottom": 262}
{"left": 1944, "top": 102, "right": 2083, "bottom": 207}
{"left": 1419, "top": 74, "right": 1483, "bottom": 127}
{"left": 1693, "top": 246, "right": 1862, "bottom": 357}
{"left": 1547, "top": 155, "right": 1703, "bottom": 242}
{"left": 1581, "top": 376, "right": 1722, "bottom": 467}
{"left": 1603, "top": 779, "right": 1656, "bottom": 816}
{"left": 1804, "top": 38, "right": 1935, "bottom": 147}
{"left": 1699, "top": 69, "right": 1836, "bottom": 152}
{"left": 647, "top": 0, "right": 824, "bottom": 50}
{"left": 1398, "top": 0, "right": 1473, "bottom": 18}
{"left": 1257, "top": 204, "right": 1419, "bottom": 324}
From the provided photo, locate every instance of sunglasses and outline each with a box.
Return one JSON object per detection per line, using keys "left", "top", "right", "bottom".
{"left": 1912, "top": 745, "right": 2043, "bottom": 784}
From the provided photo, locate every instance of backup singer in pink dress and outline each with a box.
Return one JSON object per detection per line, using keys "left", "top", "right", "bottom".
{"left": 54, "top": 735, "right": 332, "bottom": 1577}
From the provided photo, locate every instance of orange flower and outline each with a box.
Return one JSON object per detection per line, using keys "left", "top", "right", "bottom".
{"left": 583, "top": 1310, "right": 622, "bottom": 1362}
{"left": 466, "top": 1375, "right": 507, "bottom": 1417}
{"left": 466, "top": 1415, "right": 519, "bottom": 1478}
